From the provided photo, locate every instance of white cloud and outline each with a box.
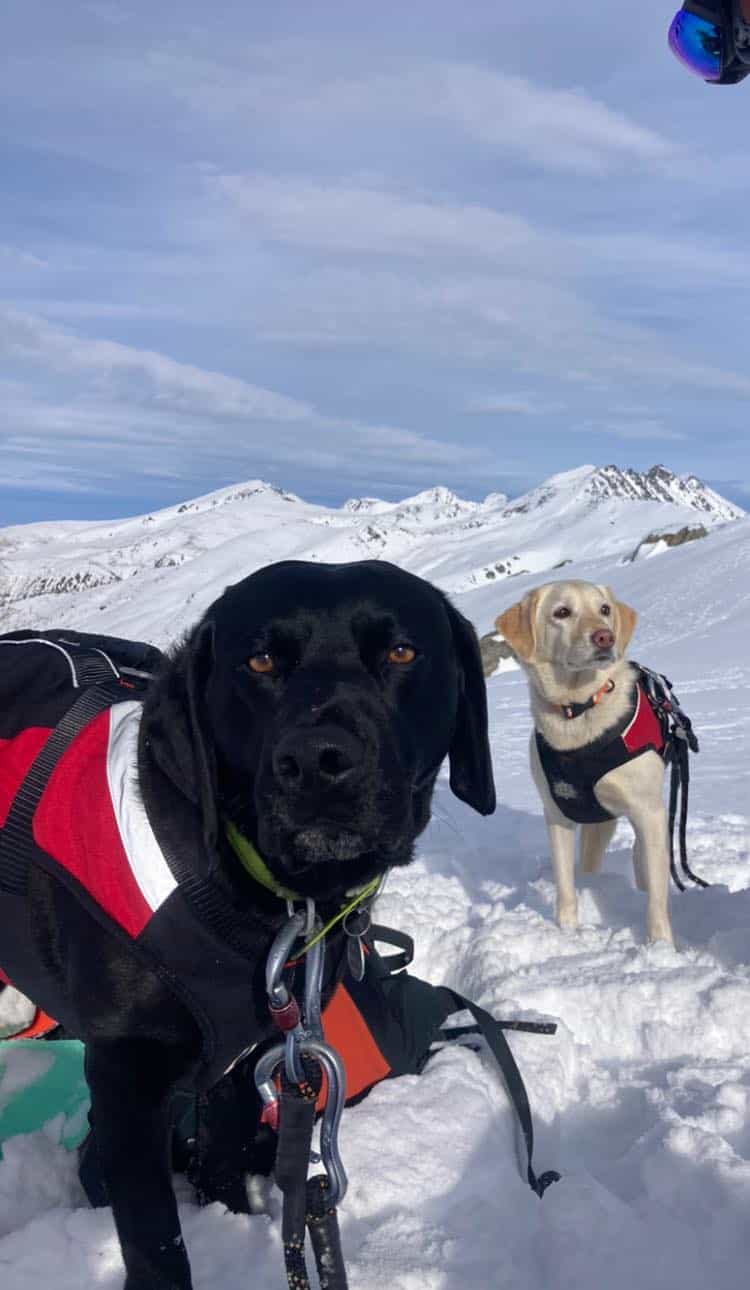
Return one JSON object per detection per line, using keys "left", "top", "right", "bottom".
{"left": 600, "top": 420, "right": 686, "bottom": 442}
{"left": 1, "top": 309, "right": 314, "bottom": 423}
{"left": 213, "top": 172, "right": 750, "bottom": 306}
{"left": 574, "top": 232, "right": 750, "bottom": 287}
{"left": 15, "top": 299, "right": 185, "bottom": 322}
{"left": 206, "top": 173, "right": 750, "bottom": 399}
{"left": 415, "top": 63, "right": 675, "bottom": 174}
{"left": 162, "top": 49, "right": 676, "bottom": 176}
{"left": 465, "top": 394, "right": 554, "bottom": 416}
{"left": 0, "top": 244, "right": 47, "bottom": 269}
{"left": 84, "top": 2, "right": 128, "bottom": 24}
{"left": 215, "top": 175, "right": 548, "bottom": 264}
{"left": 0, "top": 310, "right": 496, "bottom": 497}
{"left": 240, "top": 262, "right": 750, "bottom": 399}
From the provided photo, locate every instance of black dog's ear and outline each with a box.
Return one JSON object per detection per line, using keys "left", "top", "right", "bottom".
{"left": 443, "top": 597, "right": 496, "bottom": 816}
{"left": 145, "top": 619, "right": 219, "bottom": 852}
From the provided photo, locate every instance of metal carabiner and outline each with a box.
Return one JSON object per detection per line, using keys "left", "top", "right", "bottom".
{"left": 265, "top": 911, "right": 308, "bottom": 1081}
{"left": 259, "top": 906, "right": 348, "bottom": 1204}
{"left": 299, "top": 1036, "right": 348, "bottom": 1206}
{"left": 283, "top": 920, "right": 326, "bottom": 1080}
{"left": 253, "top": 1035, "right": 348, "bottom": 1205}
{"left": 253, "top": 1040, "right": 286, "bottom": 1131}
{"left": 303, "top": 932, "right": 325, "bottom": 1040}
{"left": 265, "top": 911, "right": 307, "bottom": 1007}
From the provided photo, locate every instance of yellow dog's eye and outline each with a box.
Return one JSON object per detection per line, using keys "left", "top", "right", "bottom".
{"left": 248, "top": 653, "right": 275, "bottom": 674}
{"left": 600, "top": 605, "right": 611, "bottom": 617}
{"left": 388, "top": 644, "right": 416, "bottom": 665}
{"left": 553, "top": 606, "right": 571, "bottom": 620}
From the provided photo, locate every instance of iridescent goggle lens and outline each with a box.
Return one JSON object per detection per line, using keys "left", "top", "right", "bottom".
{"left": 668, "top": 10, "right": 724, "bottom": 80}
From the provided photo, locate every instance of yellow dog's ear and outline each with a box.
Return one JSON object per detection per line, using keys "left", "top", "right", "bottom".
{"left": 495, "top": 590, "right": 539, "bottom": 662}
{"left": 613, "top": 595, "right": 638, "bottom": 652}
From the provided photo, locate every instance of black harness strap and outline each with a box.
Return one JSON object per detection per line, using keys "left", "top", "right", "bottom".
{"left": 276, "top": 1061, "right": 318, "bottom": 1290}
{"left": 276, "top": 1056, "right": 348, "bottom": 1290}
{"left": 438, "top": 988, "right": 560, "bottom": 1198}
{"left": 368, "top": 924, "right": 414, "bottom": 973}
{"left": 359, "top": 929, "right": 559, "bottom": 1197}
{"left": 0, "top": 676, "right": 130, "bottom": 896}
{"left": 637, "top": 665, "right": 707, "bottom": 892}
{"left": 668, "top": 735, "right": 708, "bottom": 891}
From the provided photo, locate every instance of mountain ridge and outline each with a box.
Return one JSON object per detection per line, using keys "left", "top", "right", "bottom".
{"left": 0, "top": 464, "right": 742, "bottom": 639}
{"left": 341, "top": 464, "right": 741, "bottom": 526}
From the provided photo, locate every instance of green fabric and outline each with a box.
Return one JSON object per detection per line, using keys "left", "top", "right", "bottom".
{"left": 225, "top": 822, "right": 382, "bottom": 953}
{"left": 0, "top": 1039, "right": 89, "bottom": 1155}
{"left": 225, "top": 820, "right": 301, "bottom": 901}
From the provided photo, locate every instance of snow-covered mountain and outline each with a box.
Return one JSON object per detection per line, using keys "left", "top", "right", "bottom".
{"left": 1, "top": 470, "right": 750, "bottom": 1290}
{"left": 578, "top": 463, "right": 738, "bottom": 516}
{"left": 0, "top": 465, "right": 742, "bottom": 643}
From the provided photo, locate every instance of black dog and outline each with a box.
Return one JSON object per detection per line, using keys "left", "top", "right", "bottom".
{"left": 0, "top": 559, "right": 495, "bottom": 1290}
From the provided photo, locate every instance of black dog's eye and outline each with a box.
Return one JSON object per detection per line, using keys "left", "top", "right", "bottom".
{"left": 600, "top": 605, "right": 611, "bottom": 617}
{"left": 248, "top": 653, "right": 275, "bottom": 675}
{"left": 387, "top": 644, "right": 417, "bottom": 665}
{"left": 553, "top": 607, "right": 572, "bottom": 620}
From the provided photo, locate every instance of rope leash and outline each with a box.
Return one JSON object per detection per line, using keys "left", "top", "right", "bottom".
{"left": 276, "top": 1057, "right": 348, "bottom": 1290}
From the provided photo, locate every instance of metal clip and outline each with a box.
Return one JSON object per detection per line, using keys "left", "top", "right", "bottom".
{"left": 265, "top": 910, "right": 307, "bottom": 1080}
{"left": 299, "top": 1036, "right": 348, "bottom": 1205}
{"left": 253, "top": 1035, "right": 348, "bottom": 1205}
{"left": 343, "top": 901, "right": 371, "bottom": 983}
{"left": 256, "top": 905, "right": 349, "bottom": 1203}
{"left": 284, "top": 930, "right": 324, "bottom": 1084}
{"left": 266, "top": 911, "right": 306, "bottom": 1006}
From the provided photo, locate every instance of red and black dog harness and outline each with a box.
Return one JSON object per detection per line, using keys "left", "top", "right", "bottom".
{"left": 536, "top": 673, "right": 666, "bottom": 826}
{"left": 0, "top": 631, "right": 404, "bottom": 1094}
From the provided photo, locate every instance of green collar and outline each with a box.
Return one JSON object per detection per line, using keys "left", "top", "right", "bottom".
{"left": 225, "top": 820, "right": 382, "bottom": 953}
{"left": 225, "top": 820, "right": 301, "bottom": 901}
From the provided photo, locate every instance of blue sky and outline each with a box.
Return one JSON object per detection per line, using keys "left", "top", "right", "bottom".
{"left": 2, "top": 0, "right": 749, "bottom": 524}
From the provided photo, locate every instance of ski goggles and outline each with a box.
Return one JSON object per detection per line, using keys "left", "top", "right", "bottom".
{"left": 668, "top": 2, "right": 750, "bottom": 82}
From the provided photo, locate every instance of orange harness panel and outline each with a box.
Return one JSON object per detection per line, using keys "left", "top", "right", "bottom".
{"left": 317, "top": 981, "right": 391, "bottom": 1110}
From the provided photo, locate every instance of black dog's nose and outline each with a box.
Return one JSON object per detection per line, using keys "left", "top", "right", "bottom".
{"left": 272, "top": 726, "right": 363, "bottom": 793}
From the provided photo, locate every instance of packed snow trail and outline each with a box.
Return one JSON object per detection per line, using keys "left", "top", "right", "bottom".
{"left": 1, "top": 516, "right": 749, "bottom": 1289}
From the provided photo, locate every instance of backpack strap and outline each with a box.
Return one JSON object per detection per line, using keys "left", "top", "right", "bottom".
{"left": 368, "top": 925, "right": 414, "bottom": 973}
{"left": 0, "top": 676, "right": 134, "bottom": 896}
{"left": 354, "top": 927, "right": 559, "bottom": 1196}
{"left": 438, "top": 987, "right": 561, "bottom": 1199}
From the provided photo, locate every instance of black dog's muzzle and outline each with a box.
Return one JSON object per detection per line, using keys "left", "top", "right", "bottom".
{"left": 271, "top": 723, "right": 367, "bottom": 800}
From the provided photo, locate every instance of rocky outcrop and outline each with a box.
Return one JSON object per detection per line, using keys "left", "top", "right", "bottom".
{"left": 479, "top": 632, "right": 515, "bottom": 677}
{"left": 628, "top": 524, "right": 709, "bottom": 562}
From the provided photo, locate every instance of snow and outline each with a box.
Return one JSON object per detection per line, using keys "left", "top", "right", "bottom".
{"left": 0, "top": 991, "right": 36, "bottom": 1041}
{"left": 632, "top": 537, "right": 669, "bottom": 560}
{"left": 1, "top": 480, "right": 749, "bottom": 1288}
